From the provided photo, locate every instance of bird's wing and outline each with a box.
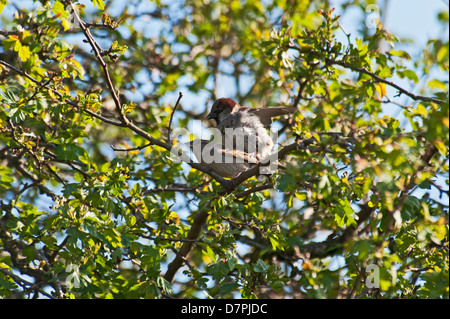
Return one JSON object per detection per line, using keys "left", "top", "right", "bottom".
{"left": 247, "top": 106, "right": 297, "bottom": 126}
{"left": 221, "top": 148, "right": 259, "bottom": 164}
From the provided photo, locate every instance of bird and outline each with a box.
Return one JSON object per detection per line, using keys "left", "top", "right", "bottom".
{"left": 185, "top": 139, "right": 259, "bottom": 178}
{"left": 206, "top": 98, "right": 296, "bottom": 160}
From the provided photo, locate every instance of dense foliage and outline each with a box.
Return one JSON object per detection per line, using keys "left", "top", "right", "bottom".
{"left": 0, "top": 0, "right": 448, "bottom": 298}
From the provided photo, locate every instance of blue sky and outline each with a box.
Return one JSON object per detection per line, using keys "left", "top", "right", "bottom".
{"left": 335, "top": 0, "right": 448, "bottom": 48}
{"left": 383, "top": 0, "right": 448, "bottom": 47}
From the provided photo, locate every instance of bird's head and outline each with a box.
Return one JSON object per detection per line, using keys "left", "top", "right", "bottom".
{"left": 206, "top": 98, "right": 239, "bottom": 124}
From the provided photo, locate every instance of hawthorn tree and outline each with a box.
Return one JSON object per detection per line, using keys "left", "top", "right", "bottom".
{"left": 0, "top": 0, "right": 448, "bottom": 299}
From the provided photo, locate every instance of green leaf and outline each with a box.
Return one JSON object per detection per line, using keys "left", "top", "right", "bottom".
{"left": 10, "top": 108, "right": 26, "bottom": 123}
{"left": 52, "top": 1, "right": 69, "bottom": 18}
{"left": 2, "top": 37, "right": 18, "bottom": 51}
{"left": 270, "top": 280, "right": 285, "bottom": 292}
{"left": 253, "top": 259, "right": 269, "bottom": 273}
{"left": 334, "top": 198, "right": 357, "bottom": 227}
{"left": 0, "top": 2, "right": 6, "bottom": 15}
{"left": 208, "top": 262, "right": 229, "bottom": 281}
{"left": 414, "top": 104, "right": 428, "bottom": 116}
{"left": 378, "top": 66, "right": 392, "bottom": 78}
{"left": 268, "top": 232, "right": 285, "bottom": 251}
{"left": 103, "top": 228, "right": 122, "bottom": 248}
{"left": 55, "top": 143, "right": 87, "bottom": 161}
{"left": 63, "top": 183, "right": 79, "bottom": 196}
{"left": 204, "top": 246, "right": 217, "bottom": 263}
{"left": 1, "top": 90, "right": 19, "bottom": 103}
{"left": 156, "top": 277, "right": 173, "bottom": 295}
{"left": 356, "top": 38, "right": 368, "bottom": 56}
{"left": 92, "top": 0, "right": 105, "bottom": 10}
{"left": 389, "top": 50, "right": 411, "bottom": 60}
{"left": 0, "top": 166, "right": 15, "bottom": 189}
{"left": 141, "top": 247, "right": 161, "bottom": 275}
{"left": 22, "top": 246, "right": 37, "bottom": 262}
{"left": 220, "top": 282, "right": 240, "bottom": 295}
{"left": 427, "top": 79, "right": 448, "bottom": 90}
{"left": 397, "top": 70, "right": 419, "bottom": 83}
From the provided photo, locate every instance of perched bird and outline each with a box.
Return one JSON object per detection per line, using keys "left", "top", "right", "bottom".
{"left": 186, "top": 139, "right": 259, "bottom": 178}
{"left": 206, "top": 98, "right": 296, "bottom": 160}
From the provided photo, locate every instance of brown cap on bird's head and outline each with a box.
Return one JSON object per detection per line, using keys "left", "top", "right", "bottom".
{"left": 206, "top": 98, "right": 239, "bottom": 123}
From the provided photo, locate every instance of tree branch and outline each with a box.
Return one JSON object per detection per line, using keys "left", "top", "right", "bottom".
{"left": 0, "top": 59, "right": 125, "bottom": 126}
{"left": 230, "top": 137, "right": 317, "bottom": 188}
{"left": 163, "top": 205, "right": 211, "bottom": 283}
{"left": 330, "top": 59, "right": 445, "bottom": 105}
{"left": 288, "top": 45, "right": 447, "bottom": 105}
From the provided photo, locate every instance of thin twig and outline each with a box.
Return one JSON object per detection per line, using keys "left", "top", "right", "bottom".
{"left": 70, "top": 2, "right": 125, "bottom": 122}
{"left": 167, "top": 92, "right": 183, "bottom": 143}
{"left": 235, "top": 182, "right": 273, "bottom": 198}
{"left": 142, "top": 235, "right": 204, "bottom": 243}
{"left": 110, "top": 142, "right": 152, "bottom": 152}
{"left": 23, "top": 73, "right": 56, "bottom": 105}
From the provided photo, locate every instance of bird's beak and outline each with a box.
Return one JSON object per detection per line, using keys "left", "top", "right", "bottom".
{"left": 206, "top": 111, "right": 217, "bottom": 120}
